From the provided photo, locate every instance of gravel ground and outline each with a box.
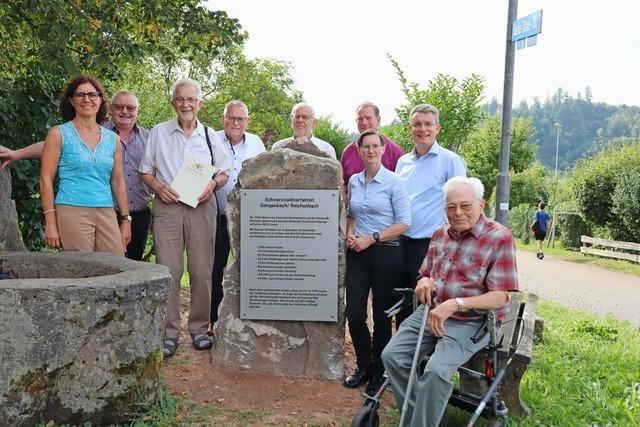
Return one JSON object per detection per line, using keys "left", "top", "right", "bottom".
{"left": 516, "top": 250, "right": 640, "bottom": 327}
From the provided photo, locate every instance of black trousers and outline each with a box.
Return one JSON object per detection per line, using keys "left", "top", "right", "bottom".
{"left": 210, "top": 215, "right": 230, "bottom": 324}
{"left": 395, "top": 237, "right": 431, "bottom": 326}
{"left": 346, "top": 244, "right": 403, "bottom": 375}
{"left": 120, "top": 207, "right": 151, "bottom": 261}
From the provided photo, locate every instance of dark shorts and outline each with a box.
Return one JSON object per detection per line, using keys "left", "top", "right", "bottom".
{"left": 535, "top": 230, "right": 547, "bottom": 241}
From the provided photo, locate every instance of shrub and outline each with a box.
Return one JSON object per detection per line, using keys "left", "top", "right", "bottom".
{"left": 557, "top": 212, "right": 591, "bottom": 249}
{"left": 508, "top": 203, "right": 535, "bottom": 244}
{"left": 611, "top": 168, "right": 640, "bottom": 243}
{"left": 570, "top": 142, "right": 640, "bottom": 231}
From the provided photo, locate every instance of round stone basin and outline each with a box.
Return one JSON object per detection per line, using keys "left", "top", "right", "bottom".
{"left": 0, "top": 251, "right": 171, "bottom": 426}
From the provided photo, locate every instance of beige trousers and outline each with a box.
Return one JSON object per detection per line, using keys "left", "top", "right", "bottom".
{"left": 152, "top": 198, "right": 216, "bottom": 340}
{"left": 56, "top": 205, "right": 124, "bottom": 255}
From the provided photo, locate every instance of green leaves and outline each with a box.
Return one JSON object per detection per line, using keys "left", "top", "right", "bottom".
{"left": 0, "top": 0, "right": 245, "bottom": 249}
{"left": 459, "top": 116, "right": 537, "bottom": 200}
{"left": 571, "top": 142, "right": 640, "bottom": 242}
{"left": 386, "top": 55, "right": 485, "bottom": 153}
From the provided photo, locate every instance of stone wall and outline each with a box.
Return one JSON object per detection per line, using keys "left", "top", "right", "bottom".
{"left": 211, "top": 148, "right": 346, "bottom": 379}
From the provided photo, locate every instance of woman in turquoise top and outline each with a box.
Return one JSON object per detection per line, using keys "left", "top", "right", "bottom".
{"left": 40, "top": 75, "right": 131, "bottom": 254}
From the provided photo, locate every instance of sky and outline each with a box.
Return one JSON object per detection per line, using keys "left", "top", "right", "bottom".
{"left": 209, "top": 0, "right": 640, "bottom": 132}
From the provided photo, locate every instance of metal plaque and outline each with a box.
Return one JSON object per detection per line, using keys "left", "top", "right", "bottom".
{"left": 240, "top": 189, "right": 339, "bottom": 321}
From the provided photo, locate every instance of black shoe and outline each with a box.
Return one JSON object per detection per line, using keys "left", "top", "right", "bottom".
{"left": 343, "top": 367, "right": 370, "bottom": 388}
{"left": 366, "top": 374, "right": 386, "bottom": 397}
{"left": 540, "top": 252, "right": 544, "bottom": 259}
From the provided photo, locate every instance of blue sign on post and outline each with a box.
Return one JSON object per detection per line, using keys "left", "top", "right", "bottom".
{"left": 512, "top": 10, "right": 543, "bottom": 42}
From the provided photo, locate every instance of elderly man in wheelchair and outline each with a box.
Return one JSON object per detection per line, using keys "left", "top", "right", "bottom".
{"left": 381, "top": 176, "right": 519, "bottom": 427}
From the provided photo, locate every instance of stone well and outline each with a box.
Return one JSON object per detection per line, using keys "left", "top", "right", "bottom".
{"left": 0, "top": 251, "right": 171, "bottom": 426}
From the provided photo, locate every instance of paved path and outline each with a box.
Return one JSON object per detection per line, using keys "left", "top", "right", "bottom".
{"left": 516, "top": 250, "right": 640, "bottom": 327}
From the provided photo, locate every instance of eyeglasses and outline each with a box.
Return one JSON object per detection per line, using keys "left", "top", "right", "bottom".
{"left": 173, "top": 97, "right": 199, "bottom": 104}
{"left": 445, "top": 201, "right": 479, "bottom": 213}
{"left": 291, "top": 114, "right": 314, "bottom": 120}
{"left": 73, "top": 91, "right": 101, "bottom": 100}
{"left": 411, "top": 121, "right": 437, "bottom": 128}
{"left": 112, "top": 104, "right": 137, "bottom": 112}
{"left": 224, "top": 115, "right": 248, "bottom": 123}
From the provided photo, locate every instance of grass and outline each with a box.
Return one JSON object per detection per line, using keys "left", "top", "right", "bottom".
{"left": 517, "top": 240, "right": 640, "bottom": 276}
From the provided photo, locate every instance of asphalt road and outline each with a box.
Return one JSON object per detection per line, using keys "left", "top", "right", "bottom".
{"left": 516, "top": 250, "right": 640, "bottom": 327}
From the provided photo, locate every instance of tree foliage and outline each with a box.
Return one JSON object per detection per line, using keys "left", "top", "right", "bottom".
{"left": 0, "top": 0, "right": 245, "bottom": 249}
{"left": 509, "top": 162, "right": 550, "bottom": 209}
{"left": 611, "top": 167, "right": 640, "bottom": 243}
{"left": 198, "top": 49, "right": 303, "bottom": 145}
{"left": 570, "top": 142, "right": 640, "bottom": 242}
{"left": 313, "top": 117, "right": 352, "bottom": 156}
{"left": 459, "top": 116, "right": 537, "bottom": 200}
{"left": 494, "top": 88, "right": 640, "bottom": 170}
{"left": 386, "top": 55, "right": 485, "bottom": 153}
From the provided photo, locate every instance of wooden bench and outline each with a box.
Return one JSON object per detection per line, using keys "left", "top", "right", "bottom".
{"left": 581, "top": 235, "right": 640, "bottom": 263}
{"left": 452, "top": 292, "right": 541, "bottom": 418}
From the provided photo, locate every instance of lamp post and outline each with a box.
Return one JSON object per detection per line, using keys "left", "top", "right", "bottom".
{"left": 549, "top": 123, "right": 561, "bottom": 247}
{"left": 554, "top": 122, "right": 561, "bottom": 179}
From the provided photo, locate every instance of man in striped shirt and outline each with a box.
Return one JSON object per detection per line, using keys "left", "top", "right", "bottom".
{"left": 382, "top": 176, "right": 519, "bottom": 427}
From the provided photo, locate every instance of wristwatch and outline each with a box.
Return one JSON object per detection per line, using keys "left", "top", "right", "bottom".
{"left": 455, "top": 297, "right": 465, "bottom": 311}
{"left": 372, "top": 232, "right": 380, "bottom": 243}
{"left": 119, "top": 214, "right": 132, "bottom": 222}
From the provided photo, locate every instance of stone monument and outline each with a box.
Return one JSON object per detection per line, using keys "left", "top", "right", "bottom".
{"left": 212, "top": 147, "right": 346, "bottom": 379}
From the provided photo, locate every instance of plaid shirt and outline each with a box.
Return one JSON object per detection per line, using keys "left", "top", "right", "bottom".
{"left": 104, "top": 121, "right": 152, "bottom": 212}
{"left": 418, "top": 214, "right": 519, "bottom": 320}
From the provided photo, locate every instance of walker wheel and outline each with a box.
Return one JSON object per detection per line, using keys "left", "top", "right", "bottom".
{"left": 351, "top": 399, "right": 380, "bottom": 427}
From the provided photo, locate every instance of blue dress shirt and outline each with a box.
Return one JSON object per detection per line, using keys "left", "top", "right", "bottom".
{"left": 395, "top": 141, "right": 466, "bottom": 239}
{"left": 347, "top": 166, "right": 411, "bottom": 238}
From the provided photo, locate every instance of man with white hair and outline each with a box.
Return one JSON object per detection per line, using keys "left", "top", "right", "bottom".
{"left": 139, "top": 78, "right": 231, "bottom": 358}
{"left": 381, "top": 176, "right": 519, "bottom": 427}
{"left": 271, "top": 102, "right": 336, "bottom": 159}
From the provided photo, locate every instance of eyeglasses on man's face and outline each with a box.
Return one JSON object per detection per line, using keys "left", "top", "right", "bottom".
{"left": 73, "top": 91, "right": 101, "bottom": 100}
{"left": 291, "top": 114, "right": 314, "bottom": 120}
{"left": 112, "top": 104, "right": 137, "bottom": 112}
{"left": 173, "top": 97, "right": 199, "bottom": 105}
{"left": 224, "top": 115, "right": 248, "bottom": 123}
{"left": 445, "top": 201, "right": 479, "bottom": 214}
{"left": 411, "top": 121, "right": 437, "bottom": 128}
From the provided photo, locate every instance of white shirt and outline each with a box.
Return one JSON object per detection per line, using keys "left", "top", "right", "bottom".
{"left": 139, "top": 118, "right": 231, "bottom": 186}
{"left": 215, "top": 130, "right": 266, "bottom": 213}
{"left": 272, "top": 135, "right": 337, "bottom": 159}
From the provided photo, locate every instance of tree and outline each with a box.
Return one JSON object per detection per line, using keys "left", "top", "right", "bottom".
{"left": 611, "top": 168, "right": 640, "bottom": 242}
{"left": 0, "top": 0, "right": 245, "bottom": 249}
{"left": 509, "top": 163, "right": 550, "bottom": 209}
{"left": 386, "top": 55, "right": 485, "bottom": 153}
{"left": 313, "top": 117, "right": 351, "bottom": 156}
{"left": 198, "top": 49, "right": 303, "bottom": 145}
{"left": 571, "top": 142, "right": 640, "bottom": 241}
{"left": 459, "top": 116, "right": 537, "bottom": 199}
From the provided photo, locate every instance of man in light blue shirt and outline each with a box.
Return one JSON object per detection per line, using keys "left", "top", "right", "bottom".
{"left": 394, "top": 104, "right": 467, "bottom": 325}
{"left": 210, "top": 100, "right": 266, "bottom": 334}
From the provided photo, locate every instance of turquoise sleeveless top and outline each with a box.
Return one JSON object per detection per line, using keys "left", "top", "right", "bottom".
{"left": 54, "top": 121, "right": 116, "bottom": 207}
